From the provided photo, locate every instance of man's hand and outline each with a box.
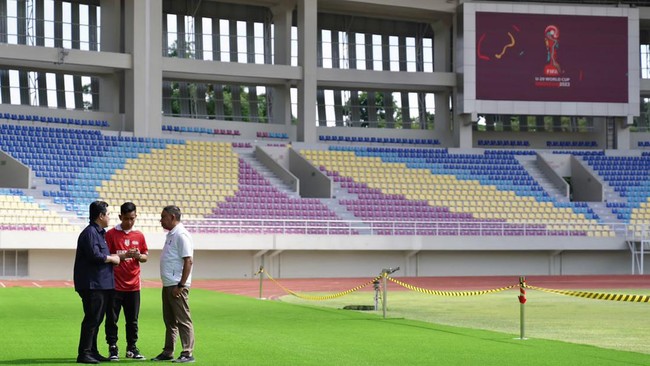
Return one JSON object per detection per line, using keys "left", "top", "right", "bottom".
{"left": 125, "top": 248, "right": 141, "bottom": 259}
{"left": 172, "top": 286, "right": 183, "bottom": 298}
{"left": 106, "top": 254, "right": 121, "bottom": 265}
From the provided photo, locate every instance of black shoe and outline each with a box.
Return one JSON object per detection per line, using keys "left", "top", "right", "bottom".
{"left": 93, "top": 353, "right": 111, "bottom": 362}
{"left": 172, "top": 354, "right": 195, "bottom": 363}
{"left": 77, "top": 355, "right": 99, "bottom": 364}
{"left": 151, "top": 353, "right": 174, "bottom": 361}
{"left": 126, "top": 347, "right": 146, "bottom": 360}
{"left": 108, "top": 344, "right": 119, "bottom": 361}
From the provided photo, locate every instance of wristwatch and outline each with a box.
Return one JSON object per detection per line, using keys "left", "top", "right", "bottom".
{"left": 177, "top": 282, "right": 185, "bottom": 288}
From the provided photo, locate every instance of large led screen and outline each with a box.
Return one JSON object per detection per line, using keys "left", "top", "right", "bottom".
{"left": 476, "top": 12, "right": 628, "bottom": 103}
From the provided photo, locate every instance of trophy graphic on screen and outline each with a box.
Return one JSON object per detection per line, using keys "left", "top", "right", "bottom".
{"left": 544, "top": 25, "right": 561, "bottom": 76}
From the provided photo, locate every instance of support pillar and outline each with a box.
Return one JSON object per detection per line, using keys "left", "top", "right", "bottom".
{"left": 125, "top": 0, "right": 162, "bottom": 137}
{"left": 296, "top": 0, "right": 317, "bottom": 143}
{"left": 270, "top": 2, "right": 294, "bottom": 126}
{"left": 616, "top": 117, "right": 632, "bottom": 150}
{"left": 457, "top": 114, "right": 474, "bottom": 149}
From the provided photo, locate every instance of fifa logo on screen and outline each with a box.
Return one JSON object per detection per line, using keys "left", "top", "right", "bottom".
{"left": 544, "top": 25, "right": 561, "bottom": 76}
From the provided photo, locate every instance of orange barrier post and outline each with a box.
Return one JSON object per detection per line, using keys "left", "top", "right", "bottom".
{"left": 518, "top": 276, "right": 527, "bottom": 340}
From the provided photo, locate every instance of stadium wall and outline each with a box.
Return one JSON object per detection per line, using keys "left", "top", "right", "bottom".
{"left": 0, "top": 150, "right": 30, "bottom": 188}
{"left": 6, "top": 231, "right": 637, "bottom": 280}
{"left": 23, "top": 247, "right": 634, "bottom": 281}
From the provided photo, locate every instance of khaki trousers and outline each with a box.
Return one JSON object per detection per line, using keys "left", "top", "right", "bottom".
{"left": 161, "top": 286, "right": 195, "bottom": 356}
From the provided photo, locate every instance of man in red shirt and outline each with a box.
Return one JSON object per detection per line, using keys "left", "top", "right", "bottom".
{"left": 104, "top": 202, "right": 149, "bottom": 361}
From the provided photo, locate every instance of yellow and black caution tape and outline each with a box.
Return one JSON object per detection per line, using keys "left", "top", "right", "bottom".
{"left": 258, "top": 267, "right": 650, "bottom": 303}
{"left": 524, "top": 284, "right": 650, "bottom": 303}
{"left": 260, "top": 268, "right": 382, "bottom": 301}
{"left": 386, "top": 276, "right": 516, "bottom": 296}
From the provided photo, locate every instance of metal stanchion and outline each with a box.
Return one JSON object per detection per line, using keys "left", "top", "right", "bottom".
{"left": 373, "top": 279, "right": 381, "bottom": 311}
{"left": 255, "top": 266, "right": 264, "bottom": 299}
{"left": 382, "top": 273, "right": 388, "bottom": 318}
{"left": 517, "top": 276, "right": 527, "bottom": 340}
{"left": 381, "top": 267, "right": 400, "bottom": 319}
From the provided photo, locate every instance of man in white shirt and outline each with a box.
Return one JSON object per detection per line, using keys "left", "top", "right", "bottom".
{"left": 151, "top": 206, "right": 195, "bottom": 364}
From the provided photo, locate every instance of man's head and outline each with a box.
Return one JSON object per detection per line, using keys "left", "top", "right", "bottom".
{"left": 119, "top": 202, "right": 137, "bottom": 231}
{"left": 160, "top": 205, "right": 182, "bottom": 231}
{"left": 89, "top": 201, "right": 110, "bottom": 228}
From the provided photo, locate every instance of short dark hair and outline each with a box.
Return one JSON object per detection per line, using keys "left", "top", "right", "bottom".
{"left": 163, "top": 205, "right": 182, "bottom": 221}
{"left": 89, "top": 201, "right": 108, "bottom": 221}
{"left": 121, "top": 202, "right": 137, "bottom": 215}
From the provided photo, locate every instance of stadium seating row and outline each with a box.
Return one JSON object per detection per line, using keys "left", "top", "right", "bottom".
{"left": 546, "top": 140, "right": 598, "bottom": 147}
{"left": 0, "top": 126, "right": 353, "bottom": 233}
{"left": 2, "top": 112, "right": 109, "bottom": 128}
{"left": 581, "top": 154, "right": 650, "bottom": 222}
{"left": 301, "top": 147, "right": 616, "bottom": 237}
{"left": 257, "top": 131, "right": 289, "bottom": 139}
{"left": 0, "top": 124, "right": 647, "bottom": 237}
{"left": 0, "top": 190, "right": 78, "bottom": 232}
{"left": 319, "top": 135, "right": 440, "bottom": 145}
{"left": 477, "top": 139, "right": 530, "bottom": 147}
{"left": 162, "top": 125, "right": 241, "bottom": 136}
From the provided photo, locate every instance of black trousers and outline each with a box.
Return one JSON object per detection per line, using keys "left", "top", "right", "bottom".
{"left": 105, "top": 290, "right": 141, "bottom": 348}
{"left": 77, "top": 289, "right": 111, "bottom": 358}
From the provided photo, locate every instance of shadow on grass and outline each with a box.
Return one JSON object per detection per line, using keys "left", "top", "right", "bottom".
{"left": 375, "top": 317, "right": 529, "bottom": 344}
{"left": 0, "top": 359, "right": 76, "bottom": 365}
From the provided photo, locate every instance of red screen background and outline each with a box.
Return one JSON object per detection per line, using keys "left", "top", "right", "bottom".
{"left": 476, "top": 12, "right": 628, "bottom": 103}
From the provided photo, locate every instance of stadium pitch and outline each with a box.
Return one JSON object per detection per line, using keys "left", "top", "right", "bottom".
{"left": 1, "top": 285, "right": 649, "bottom": 365}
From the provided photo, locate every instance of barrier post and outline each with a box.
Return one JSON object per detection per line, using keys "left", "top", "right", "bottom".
{"left": 373, "top": 279, "right": 381, "bottom": 311}
{"left": 256, "top": 266, "right": 264, "bottom": 299}
{"left": 382, "top": 272, "right": 387, "bottom": 318}
{"left": 381, "top": 267, "right": 400, "bottom": 319}
{"left": 518, "top": 276, "right": 527, "bottom": 340}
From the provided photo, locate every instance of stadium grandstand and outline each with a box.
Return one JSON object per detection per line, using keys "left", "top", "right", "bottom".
{"left": 0, "top": 0, "right": 649, "bottom": 280}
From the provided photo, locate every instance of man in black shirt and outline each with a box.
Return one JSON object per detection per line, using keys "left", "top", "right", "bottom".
{"left": 73, "top": 201, "right": 120, "bottom": 364}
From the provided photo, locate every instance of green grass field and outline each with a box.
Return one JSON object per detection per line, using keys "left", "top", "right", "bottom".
{"left": 1, "top": 287, "right": 649, "bottom": 365}
{"left": 281, "top": 287, "right": 650, "bottom": 355}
